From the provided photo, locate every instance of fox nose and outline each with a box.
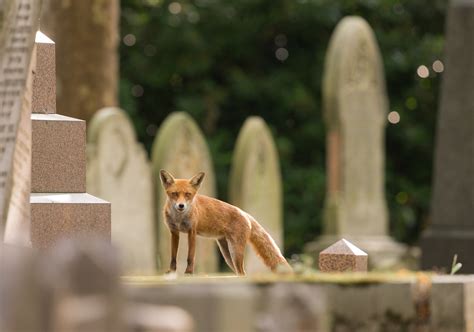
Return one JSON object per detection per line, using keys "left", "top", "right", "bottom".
{"left": 178, "top": 203, "right": 185, "bottom": 209}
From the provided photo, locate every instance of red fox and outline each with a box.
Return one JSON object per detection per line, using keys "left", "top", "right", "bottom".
{"left": 159, "top": 169, "right": 292, "bottom": 275}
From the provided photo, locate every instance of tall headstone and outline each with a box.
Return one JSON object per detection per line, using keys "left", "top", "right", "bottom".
{"left": 421, "top": 0, "right": 474, "bottom": 272}
{"left": 306, "top": 16, "right": 405, "bottom": 269}
{"left": 229, "top": 116, "right": 284, "bottom": 273}
{"left": 29, "top": 32, "right": 111, "bottom": 249}
{"left": 151, "top": 112, "right": 218, "bottom": 274}
{"left": 88, "top": 107, "right": 156, "bottom": 275}
{"left": 0, "top": 0, "right": 41, "bottom": 243}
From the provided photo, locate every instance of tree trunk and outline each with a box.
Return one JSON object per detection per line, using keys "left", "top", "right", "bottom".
{"left": 40, "top": 0, "right": 119, "bottom": 122}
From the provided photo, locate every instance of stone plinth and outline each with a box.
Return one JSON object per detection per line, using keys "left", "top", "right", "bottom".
{"left": 32, "top": 31, "right": 56, "bottom": 114}
{"left": 31, "top": 193, "right": 110, "bottom": 249}
{"left": 421, "top": 0, "right": 474, "bottom": 273}
{"left": 31, "top": 113, "right": 86, "bottom": 193}
{"left": 319, "top": 239, "right": 368, "bottom": 272}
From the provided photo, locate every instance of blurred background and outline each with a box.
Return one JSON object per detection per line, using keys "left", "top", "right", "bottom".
{"left": 117, "top": 0, "right": 446, "bottom": 256}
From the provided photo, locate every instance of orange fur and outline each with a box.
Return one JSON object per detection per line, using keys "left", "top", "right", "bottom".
{"left": 160, "top": 170, "right": 292, "bottom": 275}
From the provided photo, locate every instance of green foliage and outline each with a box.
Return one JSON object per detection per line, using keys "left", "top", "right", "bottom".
{"left": 120, "top": 0, "right": 446, "bottom": 255}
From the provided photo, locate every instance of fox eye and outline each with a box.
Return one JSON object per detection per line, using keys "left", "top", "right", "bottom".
{"left": 185, "top": 192, "right": 192, "bottom": 199}
{"left": 171, "top": 192, "right": 178, "bottom": 198}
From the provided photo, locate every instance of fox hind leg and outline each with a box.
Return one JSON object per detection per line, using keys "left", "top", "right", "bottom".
{"left": 228, "top": 239, "right": 246, "bottom": 276}
{"left": 217, "top": 238, "right": 235, "bottom": 273}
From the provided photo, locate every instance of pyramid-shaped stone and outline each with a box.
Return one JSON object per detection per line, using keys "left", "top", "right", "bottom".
{"left": 319, "top": 239, "right": 368, "bottom": 272}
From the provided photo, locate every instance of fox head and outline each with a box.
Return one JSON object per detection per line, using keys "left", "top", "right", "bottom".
{"left": 159, "top": 170, "right": 205, "bottom": 213}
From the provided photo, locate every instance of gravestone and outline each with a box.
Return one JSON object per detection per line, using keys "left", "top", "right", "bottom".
{"left": 306, "top": 16, "right": 405, "bottom": 269}
{"left": 229, "top": 116, "right": 284, "bottom": 273}
{"left": 319, "top": 239, "right": 368, "bottom": 272}
{"left": 421, "top": 0, "right": 474, "bottom": 272}
{"left": 29, "top": 31, "right": 111, "bottom": 249}
{"left": 0, "top": 0, "right": 41, "bottom": 243}
{"left": 151, "top": 112, "right": 218, "bottom": 274}
{"left": 88, "top": 107, "right": 156, "bottom": 275}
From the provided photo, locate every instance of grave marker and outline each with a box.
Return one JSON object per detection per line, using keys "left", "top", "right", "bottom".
{"left": 229, "top": 116, "right": 284, "bottom": 273}
{"left": 307, "top": 16, "right": 405, "bottom": 269}
{"left": 0, "top": 0, "right": 41, "bottom": 242}
{"left": 29, "top": 31, "right": 111, "bottom": 249}
{"left": 151, "top": 112, "right": 218, "bottom": 274}
{"left": 421, "top": 0, "right": 474, "bottom": 272}
{"left": 88, "top": 107, "right": 156, "bottom": 275}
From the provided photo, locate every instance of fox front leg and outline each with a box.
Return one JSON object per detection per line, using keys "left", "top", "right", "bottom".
{"left": 185, "top": 230, "right": 196, "bottom": 274}
{"left": 167, "top": 231, "right": 179, "bottom": 273}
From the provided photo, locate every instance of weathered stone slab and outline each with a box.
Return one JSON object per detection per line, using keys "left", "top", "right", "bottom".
{"left": 229, "top": 116, "right": 284, "bottom": 273}
{"left": 307, "top": 16, "right": 405, "bottom": 269}
{"left": 32, "top": 31, "right": 55, "bottom": 114}
{"left": 319, "top": 239, "right": 368, "bottom": 272}
{"left": 0, "top": 244, "right": 51, "bottom": 331}
{"left": 31, "top": 113, "right": 86, "bottom": 193}
{"left": 127, "top": 304, "right": 194, "bottom": 332}
{"left": 125, "top": 275, "right": 474, "bottom": 332}
{"left": 430, "top": 275, "right": 474, "bottom": 331}
{"left": 48, "top": 238, "right": 124, "bottom": 332}
{"left": 30, "top": 193, "right": 110, "bottom": 249}
{"left": 0, "top": 0, "right": 41, "bottom": 239}
{"left": 151, "top": 112, "right": 218, "bottom": 274}
{"left": 421, "top": 0, "right": 474, "bottom": 272}
{"left": 126, "top": 281, "right": 259, "bottom": 332}
{"left": 88, "top": 107, "right": 155, "bottom": 275}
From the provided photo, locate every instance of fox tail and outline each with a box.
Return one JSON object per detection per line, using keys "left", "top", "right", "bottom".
{"left": 248, "top": 217, "right": 293, "bottom": 273}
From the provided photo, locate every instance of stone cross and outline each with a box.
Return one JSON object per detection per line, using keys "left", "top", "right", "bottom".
{"left": 421, "top": 0, "right": 474, "bottom": 272}
{"left": 88, "top": 107, "right": 156, "bottom": 275}
{"left": 319, "top": 239, "right": 368, "bottom": 272}
{"left": 151, "top": 112, "right": 218, "bottom": 274}
{"left": 306, "top": 16, "right": 405, "bottom": 269}
{"left": 229, "top": 116, "right": 284, "bottom": 273}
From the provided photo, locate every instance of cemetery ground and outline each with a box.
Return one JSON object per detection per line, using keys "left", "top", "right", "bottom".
{"left": 1, "top": 0, "right": 473, "bottom": 331}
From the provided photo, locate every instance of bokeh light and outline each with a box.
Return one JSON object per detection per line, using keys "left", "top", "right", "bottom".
{"left": 417, "top": 65, "right": 429, "bottom": 78}
{"left": 123, "top": 34, "right": 136, "bottom": 46}
{"left": 168, "top": 2, "right": 182, "bottom": 15}
{"left": 274, "top": 34, "right": 287, "bottom": 47}
{"left": 432, "top": 60, "right": 444, "bottom": 73}
{"left": 388, "top": 111, "right": 400, "bottom": 124}
{"left": 131, "top": 84, "right": 144, "bottom": 97}
{"left": 275, "top": 48, "right": 289, "bottom": 62}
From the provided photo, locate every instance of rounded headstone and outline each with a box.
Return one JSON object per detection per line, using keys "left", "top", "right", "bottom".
{"left": 151, "top": 112, "right": 218, "bottom": 274}
{"left": 87, "top": 107, "right": 155, "bottom": 275}
{"left": 229, "top": 116, "right": 283, "bottom": 273}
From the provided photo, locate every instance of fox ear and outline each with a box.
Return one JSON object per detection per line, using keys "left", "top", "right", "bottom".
{"left": 160, "top": 170, "right": 175, "bottom": 189}
{"left": 189, "top": 172, "right": 205, "bottom": 188}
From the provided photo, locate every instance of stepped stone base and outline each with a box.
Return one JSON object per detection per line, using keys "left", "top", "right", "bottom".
{"left": 31, "top": 114, "right": 86, "bottom": 193}
{"left": 306, "top": 235, "right": 409, "bottom": 270}
{"left": 30, "top": 193, "right": 110, "bottom": 249}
